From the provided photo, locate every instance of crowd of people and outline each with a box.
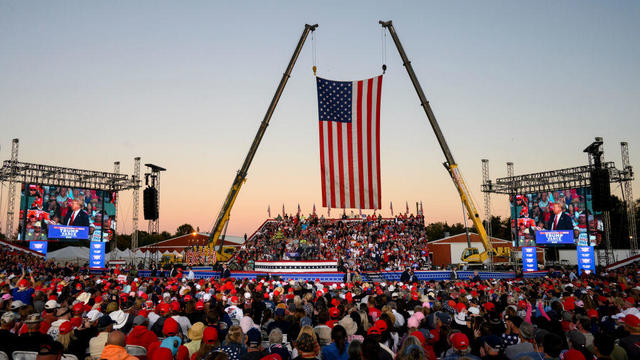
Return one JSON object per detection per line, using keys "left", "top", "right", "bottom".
{"left": 1, "top": 240, "right": 640, "bottom": 360}
{"left": 230, "top": 214, "right": 431, "bottom": 272}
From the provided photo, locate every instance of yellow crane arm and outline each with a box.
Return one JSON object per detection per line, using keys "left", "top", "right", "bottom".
{"left": 448, "top": 164, "right": 494, "bottom": 254}
{"left": 380, "top": 20, "right": 494, "bottom": 259}
{"left": 208, "top": 24, "right": 318, "bottom": 252}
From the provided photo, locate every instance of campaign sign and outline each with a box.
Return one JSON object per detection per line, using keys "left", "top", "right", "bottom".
{"left": 89, "top": 241, "right": 105, "bottom": 269}
{"left": 29, "top": 241, "right": 48, "bottom": 257}
{"left": 48, "top": 225, "right": 89, "bottom": 240}
{"left": 522, "top": 246, "right": 538, "bottom": 272}
{"left": 577, "top": 246, "right": 596, "bottom": 275}
{"left": 535, "top": 230, "right": 574, "bottom": 245}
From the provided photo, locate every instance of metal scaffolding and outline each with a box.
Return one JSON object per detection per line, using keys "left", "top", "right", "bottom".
{"left": 132, "top": 157, "right": 141, "bottom": 249}
{"left": 620, "top": 142, "right": 637, "bottom": 253}
{"left": 483, "top": 162, "right": 629, "bottom": 195}
{"left": 4, "top": 139, "right": 19, "bottom": 239}
{"left": 483, "top": 139, "right": 634, "bottom": 266}
{"left": 0, "top": 139, "right": 140, "bottom": 241}
{"left": 481, "top": 159, "right": 492, "bottom": 237}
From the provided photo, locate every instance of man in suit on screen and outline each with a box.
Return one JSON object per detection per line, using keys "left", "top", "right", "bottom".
{"left": 547, "top": 202, "right": 573, "bottom": 231}
{"left": 62, "top": 199, "right": 90, "bottom": 227}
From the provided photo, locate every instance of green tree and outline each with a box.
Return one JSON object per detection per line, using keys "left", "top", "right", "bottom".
{"left": 175, "top": 224, "right": 195, "bottom": 236}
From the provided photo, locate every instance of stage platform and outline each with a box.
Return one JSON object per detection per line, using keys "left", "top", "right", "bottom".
{"left": 115, "top": 269, "right": 547, "bottom": 282}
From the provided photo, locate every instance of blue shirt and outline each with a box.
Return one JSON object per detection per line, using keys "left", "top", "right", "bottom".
{"left": 12, "top": 287, "right": 34, "bottom": 305}
{"left": 321, "top": 342, "right": 350, "bottom": 360}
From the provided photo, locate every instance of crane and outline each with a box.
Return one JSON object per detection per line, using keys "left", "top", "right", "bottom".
{"left": 380, "top": 20, "right": 494, "bottom": 263}
{"left": 208, "top": 24, "right": 318, "bottom": 259}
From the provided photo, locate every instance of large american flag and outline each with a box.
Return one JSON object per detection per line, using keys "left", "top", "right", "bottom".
{"left": 317, "top": 75, "right": 382, "bottom": 210}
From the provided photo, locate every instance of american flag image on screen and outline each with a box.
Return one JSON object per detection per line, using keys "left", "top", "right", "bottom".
{"left": 316, "top": 75, "right": 382, "bottom": 210}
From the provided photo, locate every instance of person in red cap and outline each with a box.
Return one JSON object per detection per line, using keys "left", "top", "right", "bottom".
{"left": 11, "top": 271, "right": 35, "bottom": 306}
{"left": 619, "top": 314, "right": 640, "bottom": 358}
{"left": 148, "top": 318, "right": 190, "bottom": 360}
{"left": 192, "top": 327, "right": 220, "bottom": 360}
{"left": 443, "top": 332, "right": 479, "bottom": 360}
{"left": 126, "top": 315, "right": 159, "bottom": 351}
{"left": 150, "top": 302, "right": 173, "bottom": 337}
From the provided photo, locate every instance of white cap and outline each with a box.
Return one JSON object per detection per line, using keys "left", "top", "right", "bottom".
{"left": 10, "top": 300, "right": 25, "bottom": 310}
{"left": 468, "top": 307, "right": 480, "bottom": 315}
{"left": 85, "top": 309, "right": 102, "bottom": 322}
{"left": 44, "top": 300, "right": 60, "bottom": 310}
{"left": 109, "top": 310, "right": 128, "bottom": 330}
{"left": 244, "top": 292, "right": 251, "bottom": 300}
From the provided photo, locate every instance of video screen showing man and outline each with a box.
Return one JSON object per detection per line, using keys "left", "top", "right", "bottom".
{"left": 511, "top": 188, "right": 601, "bottom": 246}
{"left": 547, "top": 202, "right": 573, "bottom": 231}
{"left": 62, "top": 199, "right": 90, "bottom": 227}
{"left": 19, "top": 185, "right": 115, "bottom": 241}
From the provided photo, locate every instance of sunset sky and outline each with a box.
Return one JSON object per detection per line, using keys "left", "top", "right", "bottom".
{"left": 1, "top": 1, "right": 638, "bottom": 238}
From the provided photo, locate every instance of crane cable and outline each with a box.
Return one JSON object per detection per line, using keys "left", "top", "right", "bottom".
{"left": 381, "top": 27, "right": 387, "bottom": 74}
{"left": 312, "top": 31, "right": 318, "bottom": 76}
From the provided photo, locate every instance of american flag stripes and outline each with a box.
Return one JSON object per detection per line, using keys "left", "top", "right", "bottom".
{"left": 316, "top": 75, "right": 383, "bottom": 210}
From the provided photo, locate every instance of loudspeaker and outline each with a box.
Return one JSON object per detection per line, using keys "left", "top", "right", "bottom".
{"left": 590, "top": 168, "right": 611, "bottom": 211}
{"left": 143, "top": 186, "right": 159, "bottom": 220}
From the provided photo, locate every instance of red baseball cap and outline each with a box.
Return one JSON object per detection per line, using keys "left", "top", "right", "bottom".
{"left": 203, "top": 327, "right": 219, "bottom": 344}
{"left": 587, "top": 309, "right": 598, "bottom": 319}
{"left": 374, "top": 319, "right": 388, "bottom": 332}
{"left": 367, "top": 326, "right": 381, "bottom": 336}
{"left": 623, "top": 314, "right": 640, "bottom": 328}
{"left": 560, "top": 349, "right": 586, "bottom": 360}
{"left": 162, "top": 317, "right": 179, "bottom": 336}
{"left": 450, "top": 332, "right": 469, "bottom": 351}
{"left": 157, "top": 303, "right": 170, "bottom": 315}
{"left": 72, "top": 302, "right": 85, "bottom": 314}
{"left": 195, "top": 301, "right": 205, "bottom": 310}
{"left": 483, "top": 302, "right": 496, "bottom": 312}
{"left": 59, "top": 321, "right": 73, "bottom": 335}
{"left": 170, "top": 301, "right": 180, "bottom": 312}
{"left": 329, "top": 307, "right": 340, "bottom": 319}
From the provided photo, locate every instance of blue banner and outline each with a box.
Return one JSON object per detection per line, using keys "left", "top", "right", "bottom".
{"left": 522, "top": 246, "right": 538, "bottom": 272}
{"left": 577, "top": 246, "right": 596, "bottom": 275}
{"left": 29, "top": 241, "right": 48, "bottom": 257}
{"left": 48, "top": 225, "right": 90, "bottom": 240}
{"left": 535, "top": 230, "right": 574, "bottom": 245}
{"left": 89, "top": 241, "right": 105, "bottom": 269}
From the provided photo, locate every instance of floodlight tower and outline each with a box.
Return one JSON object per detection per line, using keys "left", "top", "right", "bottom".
{"left": 621, "top": 142, "right": 637, "bottom": 254}
{"left": 5, "top": 139, "right": 18, "bottom": 241}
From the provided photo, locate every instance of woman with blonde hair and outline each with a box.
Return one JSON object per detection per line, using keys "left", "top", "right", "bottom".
{"left": 218, "top": 325, "right": 246, "bottom": 359}
{"left": 291, "top": 325, "right": 320, "bottom": 358}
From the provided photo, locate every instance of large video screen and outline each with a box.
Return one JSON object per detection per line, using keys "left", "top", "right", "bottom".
{"left": 510, "top": 188, "right": 601, "bottom": 247}
{"left": 18, "top": 184, "right": 116, "bottom": 242}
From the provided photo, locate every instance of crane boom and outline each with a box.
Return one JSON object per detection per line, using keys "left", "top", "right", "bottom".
{"left": 379, "top": 20, "right": 494, "bottom": 258}
{"left": 209, "top": 24, "right": 318, "bottom": 253}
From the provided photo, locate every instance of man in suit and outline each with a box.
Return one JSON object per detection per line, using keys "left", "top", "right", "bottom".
{"left": 547, "top": 202, "right": 573, "bottom": 231}
{"left": 62, "top": 199, "right": 90, "bottom": 227}
{"left": 220, "top": 263, "right": 231, "bottom": 279}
